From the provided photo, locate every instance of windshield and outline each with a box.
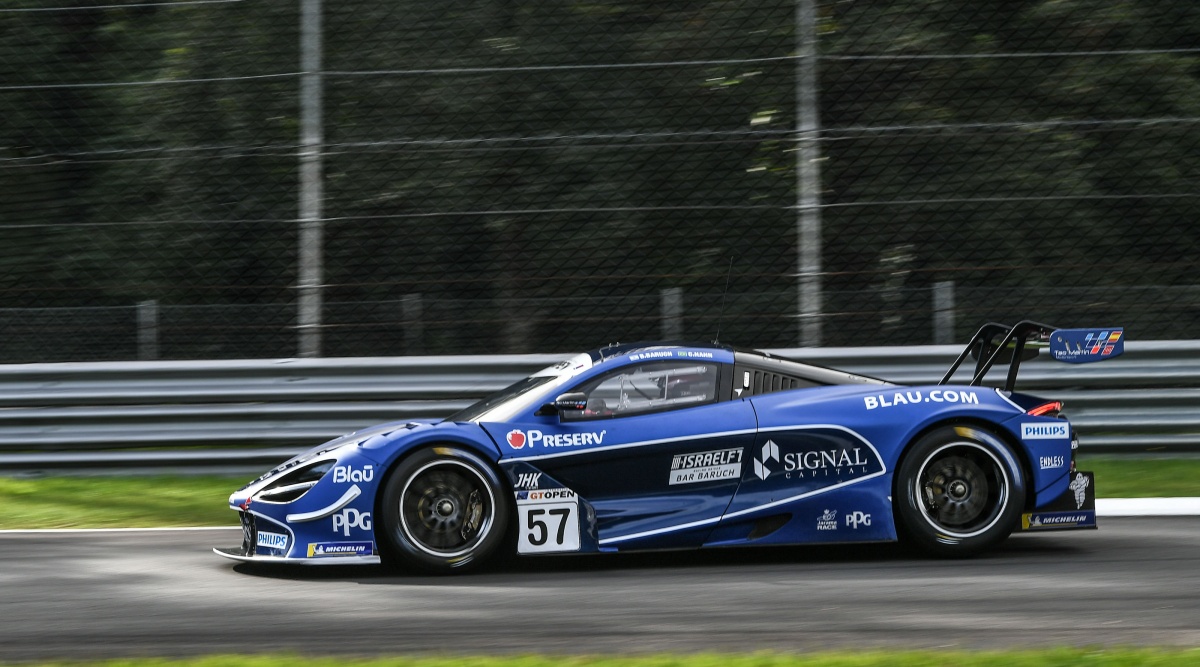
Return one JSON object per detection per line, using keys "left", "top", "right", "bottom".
{"left": 443, "top": 375, "right": 558, "bottom": 422}
{"left": 442, "top": 352, "right": 594, "bottom": 423}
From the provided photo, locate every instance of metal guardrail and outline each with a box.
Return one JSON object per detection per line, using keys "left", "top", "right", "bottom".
{"left": 1, "top": 342, "right": 1197, "bottom": 473}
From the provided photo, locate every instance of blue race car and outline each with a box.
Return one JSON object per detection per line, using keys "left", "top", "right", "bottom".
{"left": 215, "top": 322, "right": 1117, "bottom": 572}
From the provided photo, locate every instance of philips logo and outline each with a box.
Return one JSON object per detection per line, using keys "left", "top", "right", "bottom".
{"left": 255, "top": 531, "right": 288, "bottom": 551}
{"left": 1021, "top": 422, "right": 1069, "bottom": 440}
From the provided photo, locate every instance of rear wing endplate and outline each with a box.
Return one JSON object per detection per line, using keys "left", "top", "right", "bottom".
{"left": 940, "top": 321, "right": 1124, "bottom": 392}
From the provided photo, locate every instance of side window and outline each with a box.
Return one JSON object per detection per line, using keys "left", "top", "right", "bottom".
{"left": 561, "top": 361, "right": 720, "bottom": 421}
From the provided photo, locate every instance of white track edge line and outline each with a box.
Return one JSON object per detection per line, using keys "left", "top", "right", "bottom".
{"left": 0, "top": 526, "right": 240, "bottom": 534}
{"left": 2, "top": 499, "right": 1198, "bottom": 534}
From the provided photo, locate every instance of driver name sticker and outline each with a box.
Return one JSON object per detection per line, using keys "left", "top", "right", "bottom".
{"left": 515, "top": 488, "right": 581, "bottom": 554}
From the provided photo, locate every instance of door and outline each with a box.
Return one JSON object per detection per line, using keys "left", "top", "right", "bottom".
{"left": 489, "top": 360, "right": 757, "bottom": 550}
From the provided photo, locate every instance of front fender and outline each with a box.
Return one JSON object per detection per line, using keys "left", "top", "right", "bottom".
{"left": 360, "top": 420, "right": 503, "bottom": 471}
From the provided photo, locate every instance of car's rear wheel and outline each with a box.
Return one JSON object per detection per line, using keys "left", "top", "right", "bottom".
{"left": 378, "top": 446, "right": 510, "bottom": 573}
{"left": 895, "top": 425, "right": 1025, "bottom": 557}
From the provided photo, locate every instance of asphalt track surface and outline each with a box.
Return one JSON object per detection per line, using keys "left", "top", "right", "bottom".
{"left": 2, "top": 518, "right": 1198, "bottom": 660}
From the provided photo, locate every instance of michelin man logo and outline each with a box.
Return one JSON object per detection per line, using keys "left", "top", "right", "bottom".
{"left": 753, "top": 440, "right": 779, "bottom": 480}
{"left": 1068, "top": 472, "right": 1089, "bottom": 509}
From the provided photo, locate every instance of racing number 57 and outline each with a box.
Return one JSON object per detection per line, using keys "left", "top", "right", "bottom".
{"left": 526, "top": 507, "right": 571, "bottom": 546}
{"left": 517, "top": 501, "right": 580, "bottom": 554}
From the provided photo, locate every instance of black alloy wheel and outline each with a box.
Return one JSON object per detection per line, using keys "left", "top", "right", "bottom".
{"left": 895, "top": 425, "right": 1025, "bottom": 556}
{"left": 378, "top": 446, "right": 510, "bottom": 573}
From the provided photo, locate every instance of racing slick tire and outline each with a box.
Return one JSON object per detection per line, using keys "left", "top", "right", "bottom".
{"left": 895, "top": 425, "right": 1026, "bottom": 557}
{"left": 378, "top": 446, "right": 511, "bottom": 574}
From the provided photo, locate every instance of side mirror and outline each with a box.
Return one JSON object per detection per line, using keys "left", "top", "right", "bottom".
{"left": 535, "top": 392, "right": 589, "bottom": 416}
{"left": 552, "top": 392, "right": 589, "bottom": 411}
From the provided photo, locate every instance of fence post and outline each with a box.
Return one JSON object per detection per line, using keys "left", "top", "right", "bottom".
{"left": 137, "top": 300, "right": 159, "bottom": 361}
{"left": 403, "top": 293, "right": 424, "bottom": 354}
{"left": 296, "top": 0, "right": 325, "bottom": 358}
{"left": 933, "top": 281, "right": 956, "bottom": 344}
{"left": 661, "top": 288, "right": 683, "bottom": 340}
{"left": 796, "top": 0, "right": 824, "bottom": 347}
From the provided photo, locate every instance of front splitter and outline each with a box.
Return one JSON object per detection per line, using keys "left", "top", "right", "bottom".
{"left": 212, "top": 546, "right": 381, "bottom": 565}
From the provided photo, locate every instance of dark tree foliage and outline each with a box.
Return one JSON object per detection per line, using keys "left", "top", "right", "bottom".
{"left": 0, "top": 0, "right": 1197, "bottom": 361}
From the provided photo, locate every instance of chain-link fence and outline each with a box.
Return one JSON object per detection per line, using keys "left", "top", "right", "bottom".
{"left": 2, "top": 0, "right": 1198, "bottom": 362}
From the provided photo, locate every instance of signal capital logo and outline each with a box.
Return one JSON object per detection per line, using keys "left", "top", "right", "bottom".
{"left": 753, "top": 440, "right": 779, "bottom": 480}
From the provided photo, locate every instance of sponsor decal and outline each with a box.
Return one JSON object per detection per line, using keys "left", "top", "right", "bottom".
{"left": 517, "top": 488, "right": 577, "bottom": 501}
{"left": 506, "top": 430, "right": 527, "bottom": 449}
{"left": 782, "top": 447, "right": 871, "bottom": 477}
{"left": 255, "top": 530, "right": 288, "bottom": 551}
{"left": 307, "top": 541, "right": 373, "bottom": 557}
{"left": 332, "top": 464, "right": 374, "bottom": 484}
{"left": 845, "top": 511, "right": 871, "bottom": 529}
{"left": 1068, "top": 472, "right": 1090, "bottom": 509}
{"left": 1021, "top": 511, "right": 1096, "bottom": 530}
{"left": 754, "top": 438, "right": 882, "bottom": 482}
{"left": 1022, "top": 422, "right": 1069, "bottom": 440}
{"left": 332, "top": 508, "right": 372, "bottom": 536}
{"left": 817, "top": 509, "right": 837, "bottom": 531}
{"left": 669, "top": 447, "right": 743, "bottom": 485}
{"left": 863, "top": 389, "right": 980, "bottom": 410}
{"left": 1039, "top": 455, "right": 1066, "bottom": 470}
{"left": 507, "top": 429, "right": 607, "bottom": 449}
{"left": 1051, "top": 329, "right": 1124, "bottom": 363}
{"left": 753, "top": 440, "right": 779, "bottom": 480}
{"left": 514, "top": 472, "right": 543, "bottom": 489}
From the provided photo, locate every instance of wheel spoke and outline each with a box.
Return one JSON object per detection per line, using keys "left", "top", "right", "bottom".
{"left": 918, "top": 451, "right": 1004, "bottom": 532}
{"left": 400, "top": 461, "right": 495, "bottom": 556}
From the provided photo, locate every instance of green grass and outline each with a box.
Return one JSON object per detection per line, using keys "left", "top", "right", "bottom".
{"left": 0, "top": 456, "right": 1196, "bottom": 530}
{"left": 1079, "top": 455, "right": 1200, "bottom": 498}
{"left": 0, "top": 475, "right": 242, "bottom": 529}
{"left": 8, "top": 651, "right": 1200, "bottom": 667}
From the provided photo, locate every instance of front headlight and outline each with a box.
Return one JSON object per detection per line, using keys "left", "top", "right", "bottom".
{"left": 253, "top": 460, "right": 334, "bottom": 503}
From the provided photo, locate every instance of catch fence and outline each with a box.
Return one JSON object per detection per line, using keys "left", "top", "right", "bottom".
{"left": 2, "top": 1, "right": 1199, "bottom": 362}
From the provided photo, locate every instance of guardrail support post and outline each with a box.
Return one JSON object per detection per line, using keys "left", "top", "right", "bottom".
{"left": 661, "top": 287, "right": 683, "bottom": 340}
{"left": 137, "top": 300, "right": 159, "bottom": 361}
{"left": 933, "top": 281, "right": 956, "bottom": 344}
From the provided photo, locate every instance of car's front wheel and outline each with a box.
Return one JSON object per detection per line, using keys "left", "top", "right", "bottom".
{"left": 895, "top": 425, "right": 1025, "bottom": 557}
{"left": 378, "top": 446, "right": 510, "bottom": 573}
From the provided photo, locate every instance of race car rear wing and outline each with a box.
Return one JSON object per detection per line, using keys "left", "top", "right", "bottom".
{"left": 939, "top": 321, "right": 1124, "bottom": 391}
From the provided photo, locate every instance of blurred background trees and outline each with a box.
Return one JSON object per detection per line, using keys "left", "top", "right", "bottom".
{"left": 1, "top": 0, "right": 1198, "bottom": 360}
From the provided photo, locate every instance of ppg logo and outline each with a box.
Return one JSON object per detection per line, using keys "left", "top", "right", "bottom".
{"left": 332, "top": 508, "right": 372, "bottom": 536}
{"left": 332, "top": 465, "right": 374, "bottom": 484}
{"left": 845, "top": 511, "right": 872, "bottom": 529}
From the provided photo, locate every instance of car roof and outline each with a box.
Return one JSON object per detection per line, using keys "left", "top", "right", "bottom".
{"left": 586, "top": 341, "right": 888, "bottom": 386}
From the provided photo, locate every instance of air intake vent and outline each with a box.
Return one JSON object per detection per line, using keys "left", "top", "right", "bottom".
{"left": 750, "top": 371, "right": 803, "bottom": 396}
